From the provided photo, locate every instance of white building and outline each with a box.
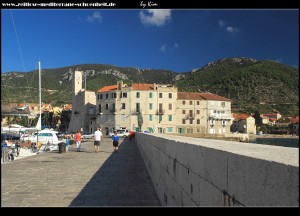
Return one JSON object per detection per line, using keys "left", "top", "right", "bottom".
{"left": 68, "top": 70, "right": 96, "bottom": 133}
{"left": 95, "top": 81, "right": 177, "bottom": 135}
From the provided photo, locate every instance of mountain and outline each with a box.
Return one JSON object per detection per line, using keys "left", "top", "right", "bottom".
{"left": 176, "top": 57, "right": 299, "bottom": 116}
{"left": 1, "top": 58, "right": 299, "bottom": 116}
{"left": 1, "top": 64, "right": 182, "bottom": 105}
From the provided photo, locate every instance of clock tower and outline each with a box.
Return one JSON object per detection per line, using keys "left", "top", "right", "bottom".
{"left": 72, "top": 70, "right": 83, "bottom": 97}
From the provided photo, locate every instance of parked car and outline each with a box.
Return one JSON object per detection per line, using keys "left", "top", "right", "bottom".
{"left": 108, "top": 130, "right": 129, "bottom": 138}
{"left": 82, "top": 132, "right": 94, "bottom": 140}
{"left": 117, "top": 129, "right": 129, "bottom": 136}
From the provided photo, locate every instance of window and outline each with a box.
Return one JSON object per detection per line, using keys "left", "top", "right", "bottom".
{"left": 149, "top": 103, "right": 153, "bottom": 110}
{"left": 159, "top": 115, "right": 162, "bottom": 122}
{"left": 182, "top": 100, "right": 185, "bottom": 105}
{"left": 169, "top": 104, "right": 172, "bottom": 110}
{"left": 149, "top": 92, "right": 153, "bottom": 98}
{"left": 168, "top": 115, "right": 172, "bottom": 121}
{"left": 182, "top": 110, "right": 186, "bottom": 114}
{"left": 88, "top": 107, "right": 94, "bottom": 115}
{"left": 122, "top": 92, "right": 127, "bottom": 98}
{"left": 136, "top": 103, "right": 140, "bottom": 112}
{"left": 167, "top": 127, "right": 173, "bottom": 132}
{"left": 159, "top": 93, "right": 163, "bottom": 98}
{"left": 197, "top": 119, "right": 200, "bottom": 124}
{"left": 97, "top": 95, "right": 100, "bottom": 100}
{"left": 106, "top": 93, "right": 108, "bottom": 99}
{"left": 222, "top": 102, "right": 225, "bottom": 107}
{"left": 190, "top": 101, "right": 193, "bottom": 105}
{"left": 100, "top": 94, "right": 103, "bottom": 99}
{"left": 149, "top": 115, "right": 153, "bottom": 121}
{"left": 196, "top": 110, "right": 200, "bottom": 115}
{"left": 112, "top": 103, "right": 115, "bottom": 112}
{"left": 98, "top": 105, "right": 102, "bottom": 113}
{"left": 122, "top": 103, "right": 126, "bottom": 109}
{"left": 197, "top": 101, "right": 200, "bottom": 105}
{"left": 112, "top": 93, "right": 116, "bottom": 98}
{"left": 169, "top": 93, "right": 172, "bottom": 98}
{"left": 159, "top": 103, "right": 163, "bottom": 113}
{"left": 105, "top": 104, "right": 108, "bottom": 110}
{"left": 190, "top": 119, "right": 193, "bottom": 124}
{"left": 136, "top": 92, "right": 140, "bottom": 98}
{"left": 182, "top": 119, "right": 186, "bottom": 124}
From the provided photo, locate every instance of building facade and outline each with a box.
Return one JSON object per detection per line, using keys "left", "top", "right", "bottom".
{"left": 95, "top": 81, "right": 232, "bottom": 135}
{"left": 231, "top": 114, "right": 256, "bottom": 134}
{"left": 95, "top": 81, "right": 178, "bottom": 135}
{"left": 68, "top": 70, "right": 96, "bottom": 133}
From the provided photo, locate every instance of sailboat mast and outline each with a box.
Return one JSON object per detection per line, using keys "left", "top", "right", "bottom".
{"left": 38, "top": 61, "right": 42, "bottom": 130}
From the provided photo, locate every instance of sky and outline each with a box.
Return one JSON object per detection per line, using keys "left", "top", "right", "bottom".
{"left": 1, "top": 9, "right": 299, "bottom": 73}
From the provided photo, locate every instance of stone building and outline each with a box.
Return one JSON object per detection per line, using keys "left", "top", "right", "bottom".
{"left": 68, "top": 70, "right": 96, "bottom": 133}
{"left": 95, "top": 81, "right": 232, "bottom": 135}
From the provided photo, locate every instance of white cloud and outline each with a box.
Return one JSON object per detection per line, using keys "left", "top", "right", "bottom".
{"left": 160, "top": 44, "right": 167, "bottom": 52}
{"left": 160, "top": 43, "right": 179, "bottom": 52}
{"left": 140, "top": 9, "right": 171, "bottom": 26}
{"left": 218, "top": 19, "right": 239, "bottom": 33}
{"left": 218, "top": 19, "right": 226, "bottom": 28}
{"left": 86, "top": 11, "right": 102, "bottom": 23}
{"left": 226, "top": 26, "right": 239, "bottom": 33}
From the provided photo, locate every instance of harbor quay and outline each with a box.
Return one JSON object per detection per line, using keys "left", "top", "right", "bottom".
{"left": 1, "top": 137, "right": 161, "bottom": 207}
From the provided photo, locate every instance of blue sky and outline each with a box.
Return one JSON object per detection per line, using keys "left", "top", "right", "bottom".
{"left": 1, "top": 9, "right": 299, "bottom": 73}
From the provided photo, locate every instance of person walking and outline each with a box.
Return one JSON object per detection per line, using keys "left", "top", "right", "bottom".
{"left": 75, "top": 130, "right": 82, "bottom": 152}
{"left": 112, "top": 131, "right": 120, "bottom": 153}
{"left": 94, "top": 127, "right": 103, "bottom": 153}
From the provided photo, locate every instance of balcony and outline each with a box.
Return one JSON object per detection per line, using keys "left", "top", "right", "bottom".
{"left": 185, "top": 114, "right": 194, "bottom": 119}
{"left": 156, "top": 109, "right": 165, "bottom": 115}
{"left": 208, "top": 113, "right": 232, "bottom": 120}
{"left": 209, "top": 120, "right": 216, "bottom": 126}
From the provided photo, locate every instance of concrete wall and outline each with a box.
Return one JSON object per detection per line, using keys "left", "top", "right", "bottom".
{"left": 136, "top": 133, "right": 299, "bottom": 206}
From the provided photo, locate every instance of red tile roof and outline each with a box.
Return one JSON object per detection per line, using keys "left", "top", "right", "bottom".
{"left": 177, "top": 92, "right": 205, "bottom": 100}
{"left": 131, "top": 83, "right": 154, "bottom": 90}
{"left": 233, "top": 113, "right": 249, "bottom": 120}
{"left": 198, "top": 93, "right": 231, "bottom": 101}
{"left": 269, "top": 118, "right": 277, "bottom": 122}
{"left": 263, "top": 113, "right": 279, "bottom": 116}
{"left": 289, "top": 117, "right": 299, "bottom": 123}
{"left": 97, "top": 85, "right": 118, "bottom": 93}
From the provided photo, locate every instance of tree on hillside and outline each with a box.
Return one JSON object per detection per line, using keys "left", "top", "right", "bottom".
{"left": 137, "top": 113, "right": 143, "bottom": 131}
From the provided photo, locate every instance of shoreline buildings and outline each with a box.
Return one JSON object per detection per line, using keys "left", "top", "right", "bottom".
{"left": 68, "top": 70, "right": 233, "bottom": 135}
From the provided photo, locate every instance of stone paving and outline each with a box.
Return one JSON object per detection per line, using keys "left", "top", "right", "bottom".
{"left": 1, "top": 137, "right": 161, "bottom": 207}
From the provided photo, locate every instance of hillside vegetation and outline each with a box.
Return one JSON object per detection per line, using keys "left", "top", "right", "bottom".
{"left": 2, "top": 58, "right": 298, "bottom": 116}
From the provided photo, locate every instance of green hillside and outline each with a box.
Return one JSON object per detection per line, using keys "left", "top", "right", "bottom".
{"left": 1, "top": 58, "right": 299, "bottom": 116}
{"left": 176, "top": 58, "right": 299, "bottom": 116}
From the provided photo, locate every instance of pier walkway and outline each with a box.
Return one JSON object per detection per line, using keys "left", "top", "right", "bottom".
{"left": 1, "top": 137, "right": 160, "bottom": 207}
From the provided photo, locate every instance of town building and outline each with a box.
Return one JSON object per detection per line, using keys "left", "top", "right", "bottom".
{"left": 95, "top": 81, "right": 232, "bottom": 135}
{"left": 68, "top": 70, "right": 96, "bottom": 133}
{"left": 231, "top": 113, "right": 257, "bottom": 134}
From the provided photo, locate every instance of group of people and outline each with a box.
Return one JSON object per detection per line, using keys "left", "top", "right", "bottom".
{"left": 74, "top": 128, "right": 120, "bottom": 153}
